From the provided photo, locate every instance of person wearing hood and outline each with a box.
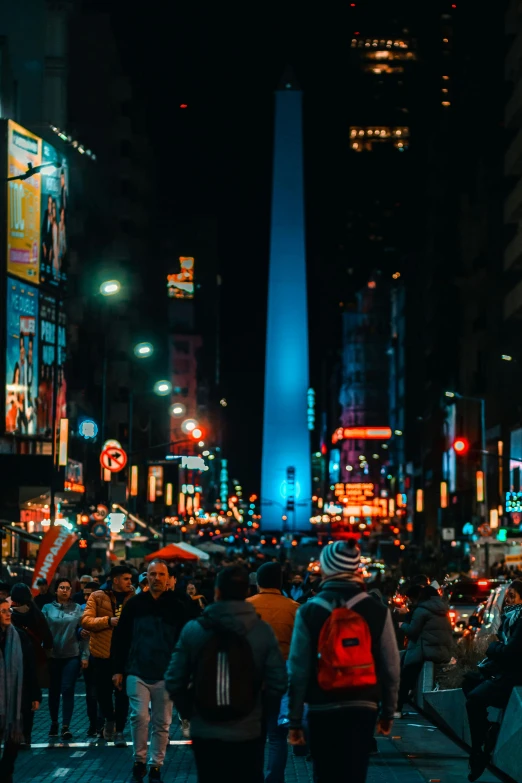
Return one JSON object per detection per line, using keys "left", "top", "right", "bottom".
{"left": 41, "top": 578, "right": 86, "bottom": 740}
{"left": 396, "top": 584, "right": 453, "bottom": 714}
{"left": 111, "top": 559, "right": 187, "bottom": 783}
{"left": 287, "top": 540, "right": 400, "bottom": 783}
{"left": 165, "top": 565, "right": 287, "bottom": 783}
{"left": 9, "top": 583, "right": 53, "bottom": 744}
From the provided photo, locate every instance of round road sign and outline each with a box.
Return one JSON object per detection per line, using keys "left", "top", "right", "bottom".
{"left": 103, "top": 439, "right": 122, "bottom": 450}
{"left": 477, "top": 523, "right": 492, "bottom": 538}
{"left": 93, "top": 503, "right": 109, "bottom": 522}
{"left": 92, "top": 523, "right": 108, "bottom": 538}
{"left": 100, "top": 447, "right": 128, "bottom": 473}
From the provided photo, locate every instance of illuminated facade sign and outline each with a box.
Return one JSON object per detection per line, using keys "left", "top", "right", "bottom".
{"left": 506, "top": 491, "right": 522, "bottom": 513}
{"left": 5, "top": 278, "right": 38, "bottom": 434}
{"left": 38, "top": 292, "right": 66, "bottom": 436}
{"left": 307, "top": 388, "right": 315, "bottom": 431}
{"left": 261, "top": 82, "right": 311, "bottom": 531}
{"left": 167, "top": 257, "right": 194, "bottom": 299}
{"left": 332, "top": 427, "right": 392, "bottom": 443}
{"left": 7, "top": 121, "right": 41, "bottom": 283}
{"left": 334, "top": 482, "right": 375, "bottom": 503}
{"left": 40, "top": 139, "right": 68, "bottom": 286}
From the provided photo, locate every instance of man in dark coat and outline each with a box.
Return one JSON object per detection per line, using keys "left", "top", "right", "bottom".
{"left": 0, "top": 597, "right": 42, "bottom": 782}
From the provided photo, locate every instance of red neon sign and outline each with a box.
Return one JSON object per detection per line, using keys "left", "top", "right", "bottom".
{"left": 332, "top": 427, "right": 392, "bottom": 443}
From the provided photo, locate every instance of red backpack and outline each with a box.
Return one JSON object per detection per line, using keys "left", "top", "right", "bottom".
{"left": 315, "top": 593, "right": 377, "bottom": 691}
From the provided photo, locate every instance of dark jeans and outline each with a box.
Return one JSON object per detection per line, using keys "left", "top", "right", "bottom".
{"left": 398, "top": 660, "right": 423, "bottom": 711}
{"left": 465, "top": 678, "right": 515, "bottom": 752}
{"left": 308, "top": 708, "right": 376, "bottom": 783}
{"left": 49, "top": 657, "right": 81, "bottom": 726}
{"left": 22, "top": 708, "right": 34, "bottom": 742}
{"left": 192, "top": 736, "right": 264, "bottom": 783}
{"left": 91, "top": 657, "right": 128, "bottom": 732}
{"left": 265, "top": 707, "right": 288, "bottom": 783}
{"left": 0, "top": 737, "right": 19, "bottom": 779}
{"left": 84, "top": 656, "right": 104, "bottom": 729}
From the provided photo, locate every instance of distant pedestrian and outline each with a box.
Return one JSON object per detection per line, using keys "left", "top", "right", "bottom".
{"left": 247, "top": 562, "right": 299, "bottom": 783}
{"left": 72, "top": 575, "right": 94, "bottom": 605}
{"left": 111, "top": 559, "right": 187, "bottom": 782}
{"left": 0, "top": 597, "right": 41, "bottom": 783}
{"left": 288, "top": 540, "right": 400, "bottom": 783}
{"left": 166, "top": 566, "right": 287, "bottom": 783}
{"left": 42, "top": 579, "right": 85, "bottom": 741}
{"left": 10, "top": 583, "right": 53, "bottom": 744}
{"left": 0, "top": 583, "right": 10, "bottom": 601}
{"left": 81, "top": 565, "right": 134, "bottom": 743}
{"left": 33, "top": 578, "right": 53, "bottom": 611}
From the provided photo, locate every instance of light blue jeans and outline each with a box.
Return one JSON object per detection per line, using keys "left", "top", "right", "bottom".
{"left": 126, "top": 676, "right": 173, "bottom": 766}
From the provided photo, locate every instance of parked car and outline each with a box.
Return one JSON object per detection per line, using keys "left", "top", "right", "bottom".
{"left": 473, "top": 583, "right": 511, "bottom": 642}
{"left": 445, "top": 579, "right": 503, "bottom": 636}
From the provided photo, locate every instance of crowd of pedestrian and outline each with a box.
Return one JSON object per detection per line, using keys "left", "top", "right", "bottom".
{"left": 0, "top": 543, "right": 520, "bottom": 782}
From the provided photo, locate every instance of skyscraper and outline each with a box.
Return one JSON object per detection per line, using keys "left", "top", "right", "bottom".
{"left": 261, "top": 73, "right": 311, "bottom": 532}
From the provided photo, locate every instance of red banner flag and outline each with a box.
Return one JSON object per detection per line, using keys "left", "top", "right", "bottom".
{"left": 31, "top": 525, "right": 77, "bottom": 595}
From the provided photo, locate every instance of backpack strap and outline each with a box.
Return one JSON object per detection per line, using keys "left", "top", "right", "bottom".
{"left": 345, "top": 592, "right": 370, "bottom": 611}
{"left": 314, "top": 591, "right": 369, "bottom": 615}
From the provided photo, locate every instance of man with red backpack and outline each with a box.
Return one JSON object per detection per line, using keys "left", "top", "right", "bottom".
{"left": 287, "top": 540, "right": 400, "bottom": 783}
{"left": 165, "top": 566, "right": 287, "bottom": 783}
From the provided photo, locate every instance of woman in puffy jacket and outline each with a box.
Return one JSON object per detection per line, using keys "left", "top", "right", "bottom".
{"left": 396, "top": 584, "right": 453, "bottom": 713}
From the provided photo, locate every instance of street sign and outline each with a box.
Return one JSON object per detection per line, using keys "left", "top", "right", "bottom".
{"left": 79, "top": 419, "right": 98, "bottom": 440}
{"left": 92, "top": 523, "right": 108, "bottom": 538}
{"left": 103, "top": 439, "right": 122, "bottom": 450}
{"left": 100, "top": 447, "right": 128, "bottom": 473}
{"left": 477, "top": 523, "right": 492, "bottom": 538}
{"left": 107, "top": 512, "right": 126, "bottom": 534}
{"left": 92, "top": 504, "right": 108, "bottom": 522}
{"left": 442, "top": 527, "right": 456, "bottom": 541}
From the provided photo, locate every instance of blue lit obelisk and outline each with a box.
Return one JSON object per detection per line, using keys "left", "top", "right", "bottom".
{"left": 261, "top": 71, "right": 311, "bottom": 532}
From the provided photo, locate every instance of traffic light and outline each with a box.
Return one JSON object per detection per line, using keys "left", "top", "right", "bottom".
{"left": 79, "top": 538, "right": 88, "bottom": 550}
{"left": 453, "top": 437, "right": 469, "bottom": 455}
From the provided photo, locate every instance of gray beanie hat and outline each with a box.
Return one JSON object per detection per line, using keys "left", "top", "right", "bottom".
{"left": 320, "top": 540, "right": 361, "bottom": 577}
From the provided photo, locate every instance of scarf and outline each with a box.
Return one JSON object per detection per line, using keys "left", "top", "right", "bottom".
{"left": 320, "top": 573, "right": 366, "bottom": 588}
{"left": 0, "top": 626, "right": 24, "bottom": 742}
{"left": 501, "top": 604, "right": 522, "bottom": 643}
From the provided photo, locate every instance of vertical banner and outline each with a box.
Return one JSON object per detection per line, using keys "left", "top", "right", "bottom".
{"left": 7, "top": 120, "right": 42, "bottom": 284}
{"left": 38, "top": 293, "right": 66, "bottom": 436}
{"left": 5, "top": 278, "right": 39, "bottom": 434}
{"left": 40, "top": 140, "right": 68, "bottom": 285}
{"left": 31, "top": 525, "right": 77, "bottom": 595}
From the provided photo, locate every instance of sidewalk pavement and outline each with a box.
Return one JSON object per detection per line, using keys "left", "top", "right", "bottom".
{"left": 13, "top": 685, "right": 507, "bottom": 782}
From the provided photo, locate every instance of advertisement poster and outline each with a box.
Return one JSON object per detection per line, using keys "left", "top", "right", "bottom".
{"left": 7, "top": 120, "right": 42, "bottom": 284}
{"left": 167, "top": 256, "right": 195, "bottom": 299}
{"left": 38, "top": 292, "right": 66, "bottom": 436}
{"left": 5, "top": 278, "right": 39, "bottom": 434}
{"left": 40, "top": 140, "right": 68, "bottom": 285}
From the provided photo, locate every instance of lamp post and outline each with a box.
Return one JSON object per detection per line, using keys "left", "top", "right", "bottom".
{"left": 445, "top": 391, "right": 487, "bottom": 517}
{"left": 98, "top": 280, "right": 122, "bottom": 442}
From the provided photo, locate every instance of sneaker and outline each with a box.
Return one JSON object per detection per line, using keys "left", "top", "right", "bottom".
{"left": 393, "top": 711, "right": 403, "bottom": 719}
{"left": 87, "top": 724, "right": 98, "bottom": 738}
{"left": 148, "top": 766, "right": 162, "bottom": 783}
{"left": 114, "top": 731, "right": 127, "bottom": 747}
{"left": 468, "top": 751, "right": 488, "bottom": 782}
{"left": 61, "top": 725, "right": 73, "bottom": 741}
{"left": 104, "top": 720, "right": 116, "bottom": 741}
{"left": 49, "top": 722, "right": 59, "bottom": 737}
{"left": 181, "top": 719, "right": 190, "bottom": 739}
{"left": 132, "top": 762, "right": 147, "bottom": 781}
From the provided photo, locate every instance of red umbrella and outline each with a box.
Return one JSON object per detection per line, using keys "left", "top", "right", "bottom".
{"left": 144, "top": 543, "right": 198, "bottom": 562}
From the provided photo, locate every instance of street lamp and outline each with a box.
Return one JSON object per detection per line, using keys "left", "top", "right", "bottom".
{"left": 100, "top": 279, "right": 121, "bottom": 296}
{"left": 169, "top": 402, "right": 186, "bottom": 418}
{"left": 153, "top": 380, "right": 172, "bottom": 396}
{"left": 134, "top": 342, "right": 154, "bottom": 358}
{"left": 181, "top": 418, "right": 198, "bottom": 434}
{"left": 7, "top": 159, "right": 61, "bottom": 182}
{"left": 501, "top": 354, "right": 514, "bottom": 362}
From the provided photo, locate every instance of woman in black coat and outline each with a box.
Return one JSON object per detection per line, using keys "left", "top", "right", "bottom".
{"left": 465, "top": 579, "right": 522, "bottom": 781}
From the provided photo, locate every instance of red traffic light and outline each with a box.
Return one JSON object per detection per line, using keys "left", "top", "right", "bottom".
{"left": 453, "top": 437, "right": 469, "bottom": 455}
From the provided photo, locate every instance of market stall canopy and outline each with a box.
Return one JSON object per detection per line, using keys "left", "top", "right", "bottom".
{"left": 144, "top": 543, "right": 198, "bottom": 562}
{"left": 175, "top": 542, "right": 210, "bottom": 560}
{"left": 197, "top": 541, "right": 226, "bottom": 554}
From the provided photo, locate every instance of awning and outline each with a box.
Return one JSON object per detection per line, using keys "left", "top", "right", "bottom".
{"left": 144, "top": 543, "right": 198, "bottom": 562}
{"left": 175, "top": 542, "right": 210, "bottom": 560}
{"left": 0, "top": 520, "right": 43, "bottom": 544}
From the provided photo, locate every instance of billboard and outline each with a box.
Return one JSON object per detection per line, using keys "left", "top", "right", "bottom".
{"left": 167, "top": 256, "right": 194, "bottom": 298}
{"left": 7, "top": 120, "right": 42, "bottom": 284}
{"left": 37, "top": 292, "right": 66, "bottom": 436}
{"left": 40, "top": 140, "right": 68, "bottom": 286}
{"left": 5, "top": 278, "right": 39, "bottom": 434}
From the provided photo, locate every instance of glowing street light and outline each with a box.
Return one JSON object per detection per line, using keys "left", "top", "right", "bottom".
{"left": 134, "top": 342, "right": 154, "bottom": 358}
{"left": 100, "top": 280, "right": 121, "bottom": 296}
{"left": 181, "top": 418, "right": 198, "bottom": 434}
{"left": 169, "top": 402, "right": 186, "bottom": 418}
{"left": 154, "top": 380, "right": 172, "bottom": 396}
{"left": 502, "top": 354, "right": 513, "bottom": 362}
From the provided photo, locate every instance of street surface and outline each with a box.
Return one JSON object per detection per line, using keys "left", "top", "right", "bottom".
{"left": 13, "top": 684, "right": 507, "bottom": 783}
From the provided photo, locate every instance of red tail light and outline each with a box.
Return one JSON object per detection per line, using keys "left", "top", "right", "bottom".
{"left": 477, "top": 580, "right": 489, "bottom": 586}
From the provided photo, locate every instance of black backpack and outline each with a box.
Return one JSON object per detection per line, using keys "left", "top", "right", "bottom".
{"left": 193, "top": 617, "right": 259, "bottom": 722}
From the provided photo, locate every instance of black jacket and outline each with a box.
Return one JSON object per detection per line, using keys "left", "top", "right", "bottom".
{"left": 11, "top": 602, "right": 53, "bottom": 688}
{"left": 111, "top": 590, "right": 187, "bottom": 681}
{"left": 0, "top": 627, "right": 42, "bottom": 709}
{"left": 487, "top": 609, "right": 522, "bottom": 684}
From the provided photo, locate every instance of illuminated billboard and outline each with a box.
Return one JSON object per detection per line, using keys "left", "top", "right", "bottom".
{"left": 38, "top": 292, "right": 66, "bottom": 436}
{"left": 167, "top": 257, "right": 194, "bottom": 299}
{"left": 5, "top": 278, "right": 39, "bottom": 434}
{"left": 7, "top": 121, "right": 42, "bottom": 284}
{"left": 40, "top": 140, "right": 68, "bottom": 285}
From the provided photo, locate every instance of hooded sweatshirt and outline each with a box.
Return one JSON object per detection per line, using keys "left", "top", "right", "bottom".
{"left": 165, "top": 600, "right": 287, "bottom": 741}
{"left": 401, "top": 590, "right": 453, "bottom": 666}
{"left": 42, "top": 601, "right": 84, "bottom": 658}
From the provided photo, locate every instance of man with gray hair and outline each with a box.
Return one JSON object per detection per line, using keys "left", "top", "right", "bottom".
{"left": 111, "top": 559, "right": 187, "bottom": 783}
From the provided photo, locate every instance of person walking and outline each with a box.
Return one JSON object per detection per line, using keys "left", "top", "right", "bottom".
{"left": 81, "top": 565, "right": 134, "bottom": 744}
{"left": 33, "top": 578, "right": 53, "bottom": 611}
{"left": 111, "top": 559, "right": 187, "bottom": 782}
{"left": 79, "top": 581, "right": 105, "bottom": 737}
{"left": 0, "top": 597, "right": 41, "bottom": 783}
{"left": 41, "top": 578, "right": 85, "bottom": 740}
{"left": 287, "top": 540, "right": 400, "bottom": 783}
{"left": 10, "top": 583, "right": 53, "bottom": 744}
{"left": 72, "top": 575, "right": 94, "bottom": 605}
{"left": 396, "top": 584, "right": 453, "bottom": 715}
{"left": 166, "top": 565, "right": 287, "bottom": 783}
{"left": 247, "top": 561, "right": 299, "bottom": 783}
